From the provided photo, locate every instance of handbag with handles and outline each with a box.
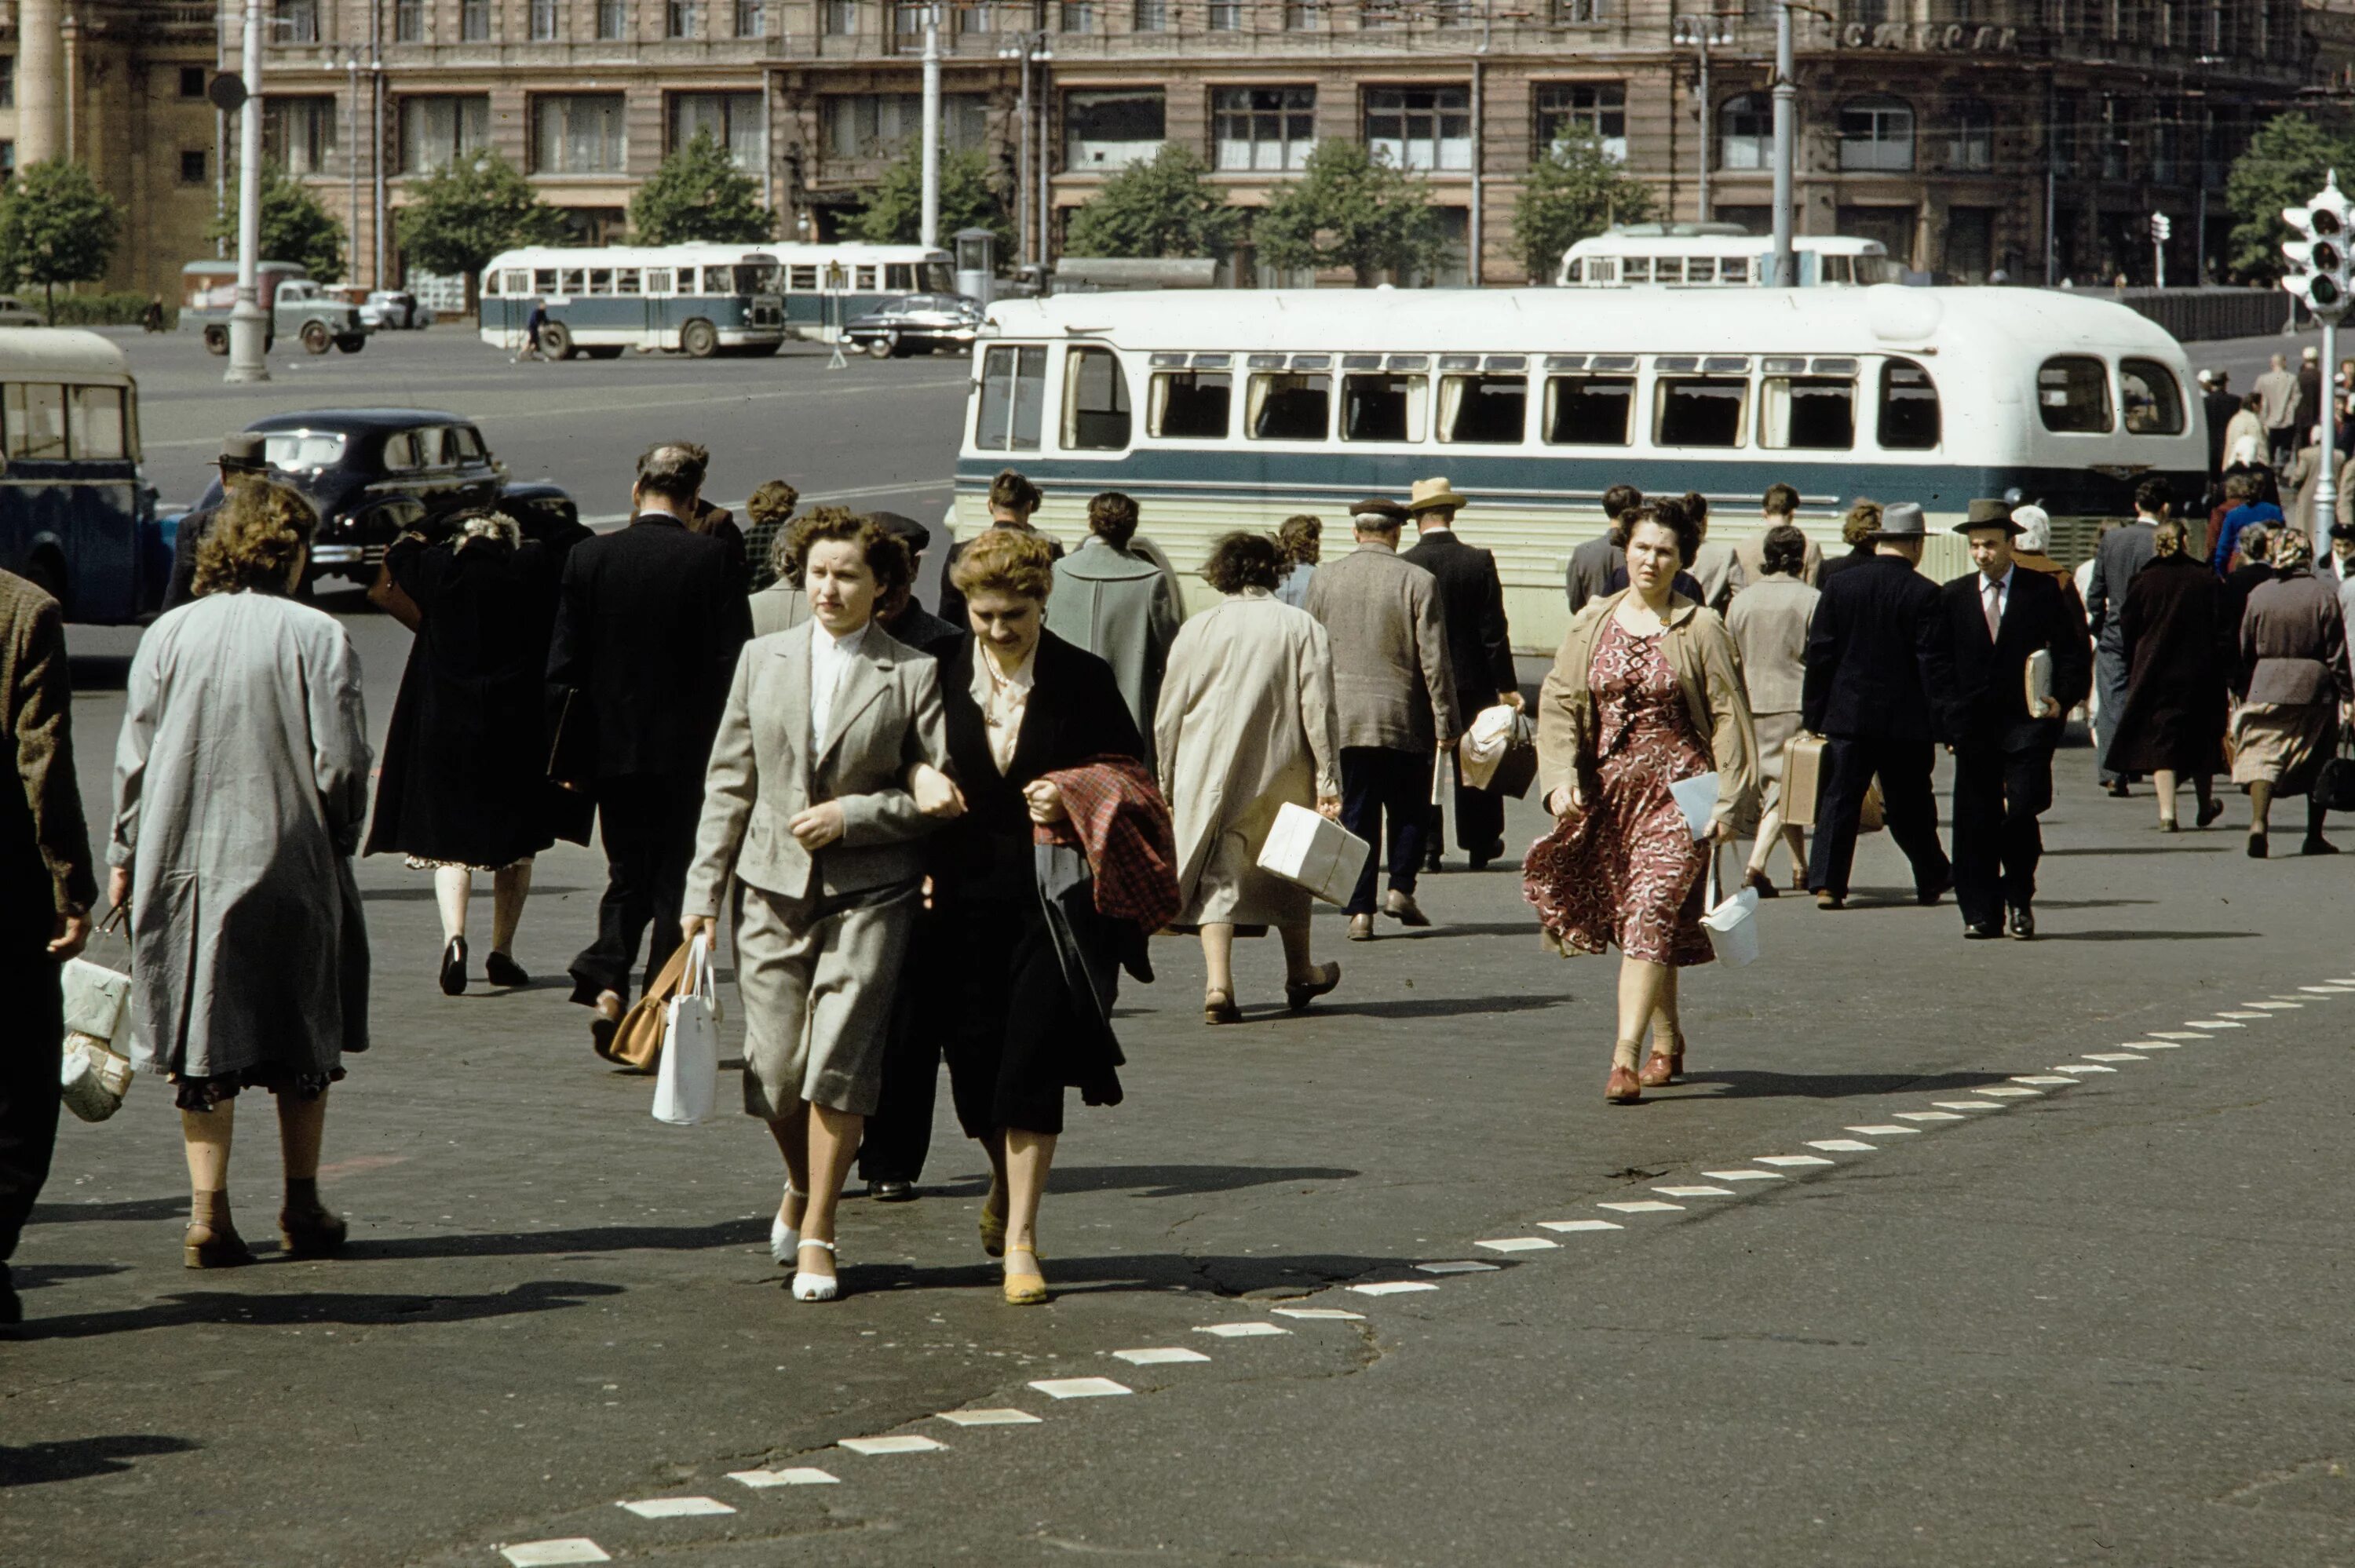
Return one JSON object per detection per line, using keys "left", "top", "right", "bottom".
{"left": 597, "top": 939, "right": 694, "bottom": 1074}
{"left": 59, "top": 906, "right": 136, "bottom": 1123}
{"left": 2317, "top": 727, "right": 2355, "bottom": 814}
{"left": 1700, "top": 846, "right": 1762, "bottom": 968}
{"left": 651, "top": 935, "right": 721, "bottom": 1126}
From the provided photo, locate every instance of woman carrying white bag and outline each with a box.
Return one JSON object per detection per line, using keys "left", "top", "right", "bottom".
{"left": 679, "top": 510, "right": 958, "bottom": 1304}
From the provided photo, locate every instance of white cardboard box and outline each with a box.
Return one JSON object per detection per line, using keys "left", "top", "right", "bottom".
{"left": 1256, "top": 802, "right": 1371, "bottom": 906}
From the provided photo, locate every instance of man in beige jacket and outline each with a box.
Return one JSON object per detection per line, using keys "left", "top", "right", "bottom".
{"left": 1306, "top": 498, "right": 1459, "bottom": 939}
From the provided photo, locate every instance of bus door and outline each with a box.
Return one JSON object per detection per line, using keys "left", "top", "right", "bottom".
{"left": 645, "top": 265, "right": 677, "bottom": 348}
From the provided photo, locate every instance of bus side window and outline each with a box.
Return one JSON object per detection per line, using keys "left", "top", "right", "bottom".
{"left": 1543, "top": 375, "right": 1634, "bottom": 445}
{"left": 1655, "top": 257, "right": 1685, "bottom": 284}
{"left": 5, "top": 385, "right": 66, "bottom": 460}
{"left": 2036, "top": 356, "right": 2110, "bottom": 433}
{"left": 1564, "top": 258, "right": 1584, "bottom": 284}
{"left": 1623, "top": 257, "right": 1650, "bottom": 283}
{"left": 1688, "top": 257, "right": 1717, "bottom": 284}
{"left": 588, "top": 269, "right": 614, "bottom": 295}
{"left": 505, "top": 269, "right": 531, "bottom": 295}
{"left": 1821, "top": 255, "right": 1855, "bottom": 284}
{"left": 1655, "top": 374, "right": 1748, "bottom": 447}
{"left": 1760, "top": 375, "right": 1854, "bottom": 450}
{"left": 855, "top": 266, "right": 878, "bottom": 290}
{"left": 1721, "top": 257, "right": 1749, "bottom": 283}
{"left": 790, "top": 265, "right": 817, "bottom": 291}
{"left": 1148, "top": 370, "right": 1232, "bottom": 439}
{"left": 2120, "top": 358, "right": 2185, "bottom": 436}
{"left": 1342, "top": 374, "right": 1426, "bottom": 442}
{"left": 1878, "top": 359, "right": 1941, "bottom": 448}
{"left": 645, "top": 268, "right": 673, "bottom": 294}
{"left": 560, "top": 269, "right": 586, "bottom": 295}
{"left": 977, "top": 345, "right": 1046, "bottom": 451}
{"left": 1064, "top": 347, "right": 1133, "bottom": 450}
{"left": 535, "top": 269, "right": 559, "bottom": 294}
{"left": 885, "top": 264, "right": 915, "bottom": 291}
{"left": 1440, "top": 374, "right": 1527, "bottom": 444}
{"left": 616, "top": 268, "right": 642, "bottom": 295}
{"left": 67, "top": 386, "right": 126, "bottom": 460}
{"left": 1247, "top": 373, "right": 1331, "bottom": 441}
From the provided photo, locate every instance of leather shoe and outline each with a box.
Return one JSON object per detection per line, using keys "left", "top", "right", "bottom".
{"left": 1963, "top": 920, "right": 2004, "bottom": 940}
{"left": 1814, "top": 889, "right": 1844, "bottom": 910}
{"left": 1916, "top": 873, "right": 1954, "bottom": 908}
{"left": 2303, "top": 835, "right": 2339, "bottom": 856}
{"left": 2196, "top": 797, "right": 2227, "bottom": 829}
{"left": 1346, "top": 913, "right": 1375, "bottom": 941}
{"left": 1743, "top": 868, "right": 1780, "bottom": 899}
{"left": 867, "top": 1179, "right": 916, "bottom": 1203}
{"left": 1638, "top": 1052, "right": 1674, "bottom": 1088}
{"left": 2008, "top": 906, "right": 2035, "bottom": 939}
{"left": 1605, "top": 1065, "right": 1642, "bottom": 1104}
{"left": 1382, "top": 890, "right": 1432, "bottom": 927}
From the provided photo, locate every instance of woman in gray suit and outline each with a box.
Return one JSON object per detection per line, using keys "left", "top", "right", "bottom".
{"left": 682, "top": 512, "right": 957, "bottom": 1303}
{"left": 1723, "top": 523, "right": 1820, "bottom": 897}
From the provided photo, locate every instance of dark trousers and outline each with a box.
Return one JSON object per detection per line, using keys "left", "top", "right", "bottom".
{"left": 857, "top": 913, "right": 942, "bottom": 1186}
{"left": 1807, "top": 735, "right": 1952, "bottom": 900}
{"left": 0, "top": 957, "right": 64, "bottom": 1291}
{"left": 571, "top": 771, "right": 706, "bottom": 1005}
{"left": 1445, "top": 752, "right": 1506, "bottom": 859}
{"left": 1951, "top": 742, "right": 2054, "bottom": 926}
{"left": 1341, "top": 746, "right": 1429, "bottom": 915}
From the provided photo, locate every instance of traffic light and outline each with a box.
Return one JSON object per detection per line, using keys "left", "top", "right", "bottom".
{"left": 2284, "top": 172, "right": 2355, "bottom": 316}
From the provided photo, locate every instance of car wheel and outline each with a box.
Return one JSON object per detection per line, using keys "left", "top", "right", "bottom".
{"left": 203, "top": 325, "right": 228, "bottom": 356}
{"left": 867, "top": 334, "right": 896, "bottom": 359}
{"left": 301, "top": 320, "right": 332, "bottom": 355}
{"left": 539, "top": 322, "right": 574, "bottom": 361}
{"left": 681, "top": 319, "right": 718, "bottom": 359}
{"left": 336, "top": 335, "right": 366, "bottom": 353}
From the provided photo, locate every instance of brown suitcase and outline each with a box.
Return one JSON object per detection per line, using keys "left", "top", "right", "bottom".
{"left": 1782, "top": 734, "right": 1825, "bottom": 827}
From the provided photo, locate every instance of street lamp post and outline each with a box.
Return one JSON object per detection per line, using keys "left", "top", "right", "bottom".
{"left": 1674, "top": 13, "right": 1735, "bottom": 225}
{"left": 1769, "top": 0, "right": 1796, "bottom": 287}
{"left": 920, "top": 4, "right": 941, "bottom": 251}
{"left": 2280, "top": 173, "right": 2353, "bottom": 556}
{"left": 226, "top": 0, "right": 270, "bottom": 383}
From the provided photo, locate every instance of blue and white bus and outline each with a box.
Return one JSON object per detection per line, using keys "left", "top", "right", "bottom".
{"left": 1558, "top": 228, "right": 1900, "bottom": 287}
{"left": 0, "top": 330, "right": 166, "bottom": 623}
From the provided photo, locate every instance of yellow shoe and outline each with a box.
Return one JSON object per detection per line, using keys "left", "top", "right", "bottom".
{"left": 1002, "top": 1245, "right": 1047, "bottom": 1307}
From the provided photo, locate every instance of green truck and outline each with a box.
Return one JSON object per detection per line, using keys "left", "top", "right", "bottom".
{"left": 178, "top": 260, "right": 367, "bottom": 356}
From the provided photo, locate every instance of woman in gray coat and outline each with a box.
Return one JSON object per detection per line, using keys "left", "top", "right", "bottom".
{"left": 1723, "top": 523, "right": 1820, "bottom": 896}
{"left": 1045, "top": 491, "right": 1182, "bottom": 764}
{"left": 110, "top": 481, "right": 372, "bottom": 1269}
{"left": 681, "top": 511, "right": 957, "bottom": 1304}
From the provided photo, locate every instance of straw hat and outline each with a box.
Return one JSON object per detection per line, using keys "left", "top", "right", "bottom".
{"left": 1405, "top": 476, "right": 1468, "bottom": 515}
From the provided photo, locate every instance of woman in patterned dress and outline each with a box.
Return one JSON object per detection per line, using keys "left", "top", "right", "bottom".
{"left": 1526, "top": 499, "right": 1758, "bottom": 1104}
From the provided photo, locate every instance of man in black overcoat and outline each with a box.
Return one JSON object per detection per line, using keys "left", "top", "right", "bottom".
{"left": 1937, "top": 500, "right": 2094, "bottom": 940}
{"left": 548, "top": 443, "right": 753, "bottom": 1045}
{"left": 1800, "top": 500, "right": 1955, "bottom": 910}
{"left": 1401, "top": 477, "right": 1522, "bottom": 870}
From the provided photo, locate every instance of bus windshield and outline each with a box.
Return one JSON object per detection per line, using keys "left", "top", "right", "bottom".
{"left": 923, "top": 261, "right": 955, "bottom": 294}
{"left": 733, "top": 264, "right": 781, "bottom": 296}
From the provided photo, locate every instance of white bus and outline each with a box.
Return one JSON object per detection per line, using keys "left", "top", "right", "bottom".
{"left": 951, "top": 286, "right": 2203, "bottom": 651}
{"left": 1558, "top": 227, "right": 1900, "bottom": 288}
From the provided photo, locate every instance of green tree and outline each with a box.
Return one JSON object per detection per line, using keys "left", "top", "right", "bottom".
{"left": 848, "top": 147, "right": 1015, "bottom": 257}
{"left": 2225, "top": 112, "right": 2355, "bottom": 282}
{"left": 1064, "top": 144, "right": 1239, "bottom": 259}
{"left": 628, "top": 129, "right": 772, "bottom": 245}
{"left": 206, "top": 162, "right": 346, "bottom": 283}
{"left": 1512, "top": 129, "right": 1655, "bottom": 284}
{"left": 0, "top": 159, "right": 123, "bottom": 320}
{"left": 395, "top": 150, "right": 566, "bottom": 306}
{"left": 1254, "top": 140, "right": 1445, "bottom": 286}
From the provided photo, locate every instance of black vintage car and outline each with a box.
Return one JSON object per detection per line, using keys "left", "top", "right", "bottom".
{"left": 843, "top": 294, "right": 984, "bottom": 358}
{"left": 185, "top": 409, "right": 578, "bottom": 589}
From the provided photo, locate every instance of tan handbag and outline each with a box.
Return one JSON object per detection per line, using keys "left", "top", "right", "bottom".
{"left": 596, "top": 942, "right": 692, "bottom": 1074}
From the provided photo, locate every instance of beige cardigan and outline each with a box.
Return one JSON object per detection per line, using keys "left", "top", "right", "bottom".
{"left": 1535, "top": 589, "right": 1760, "bottom": 832}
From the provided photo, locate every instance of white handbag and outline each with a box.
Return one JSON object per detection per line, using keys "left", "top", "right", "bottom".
{"left": 1700, "top": 848, "right": 1762, "bottom": 968}
{"left": 651, "top": 935, "right": 720, "bottom": 1127}
{"left": 59, "top": 950, "right": 136, "bottom": 1124}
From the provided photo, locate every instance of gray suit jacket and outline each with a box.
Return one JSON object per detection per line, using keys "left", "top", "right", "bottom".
{"left": 1565, "top": 534, "right": 1623, "bottom": 614}
{"left": 2086, "top": 520, "right": 2158, "bottom": 651}
{"left": 1304, "top": 542, "right": 1458, "bottom": 753}
{"left": 684, "top": 621, "right": 949, "bottom": 915}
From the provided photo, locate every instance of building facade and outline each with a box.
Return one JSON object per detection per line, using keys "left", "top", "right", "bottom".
{"left": 0, "top": 0, "right": 2339, "bottom": 299}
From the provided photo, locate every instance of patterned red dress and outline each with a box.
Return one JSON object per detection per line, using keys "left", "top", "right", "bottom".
{"left": 1525, "top": 616, "right": 1715, "bottom": 967}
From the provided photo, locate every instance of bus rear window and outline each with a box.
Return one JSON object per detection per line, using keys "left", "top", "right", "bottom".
{"left": 1760, "top": 375, "right": 1854, "bottom": 450}
{"left": 1248, "top": 373, "right": 1331, "bottom": 441}
{"left": 2037, "top": 356, "right": 2111, "bottom": 433}
{"left": 1879, "top": 359, "right": 1941, "bottom": 448}
{"left": 1440, "top": 374, "right": 1527, "bottom": 444}
{"left": 977, "top": 345, "right": 1046, "bottom": 451}
{"left": 1655, "top": 376, "right": 1749, "bottom": 447}
{"left": 1342, "top": 374, "right": 1426, "bottom": 442}
{"left": 2120, "top": 358, "right": 2185, "bottom": 435}
{"left": 68, "top": 387, "right": 126, "bottom": 460}
{"left": 1148, "top": 371, "right": 1232, "bottom": 439}
{"left": 1063, "top": 347, "right": 1132, "bottom": 450}
{"left": 3, "top": 385, "right": 65, "bottom": 460}
{"left": 1543, "top": 375, "right": 1634, "bottom": 446}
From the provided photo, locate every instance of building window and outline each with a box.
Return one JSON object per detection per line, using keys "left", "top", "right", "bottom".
{"left": 1064, "top": 89, "right": 1166, "bottom": 170}
{"left": 1837, "top": 96, "right": 1914, "bottom": 172}
{"left": 1552, "top": 0, "right": 1614, "bottom": 20}
{"left": 1534, "top": 82, "right": 1627, "bottom": 162}
{"left": 2050, "top": 93, "right": 2078, "bottom": 178}
{"left": 672, "top": 92, "right": 765, "bottom": 169}
{"left": 396, "top": 0, "right": 423, "bottom": 42}
{"left": 666, "top": 1, "right": 701, "bottom": 37}
{"left": 401, "top": 95, "right": 491, "bottom": 172}
{"left": 1433, "top": 0, "right": 1474, "bottom": 24}
{"left": 1061, "top": 2, "right": 1095, "bottom": 30}
{"left": 462, "top": 0, "right": 491, "bottom": 42}
{"left": 1718, "top": 94, "right": 1769, "bottom": 169}
{"left": 1214, "top": 86, "right": 1315, "bottom": 172}
{"left": 178, "top": 65, "right": 206, "bottom": 99}
{"left": 0, "top": 60, "right": 11, "bottom": 109}
{"left": 181, "top": 149, "right": 209, "bottom": 184}
{"left": 1365, "top": 86, "right": 1471, "bottom": 173}
{"left": 1207, "top": 0, "right": 1241, "bottom": 27}
{"left": 956, "top": 3, "right": 1002, "bottom": 33}
{"left": 264, "top": 97, "right": 339, "bottom": 175}
{"left": 535, "top": 95, "right": 629, "bottom": 174}
{"left": 598, "top": 1, "right": 630, "bottom": 37}
{"left": 824, "top": 0, "right": 858, "bottom": 33}
{"left": 1285, "top": 2, "right": 1322, "bottom": 27}
{"left": 736, "top": 0, "right": 767, "bottom": 35}
{"left": 277, "top": 1, "right": 320, "bottom": 43}
{"left": 1134, "top": 0, "right": 1167, "bottom": 28}
{"left": 2101, "top": 93, "right": 2130, "bottom": 180}
{"left": 1948, "top": 99, "right": 1993, "bottom": 171}
{"left": 823, "top": 94, "right": 991, "bottom": 159}
{"left": 531, "top": 0, "right": 560, "bottom": 38}
{"left": 0, "top": 143, "right": 13, "bottom": 186}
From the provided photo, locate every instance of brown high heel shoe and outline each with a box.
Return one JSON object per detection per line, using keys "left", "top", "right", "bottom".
{"left": 1605, "top": 1062, "right": 1642, "bottom": 1104}
{"left": 1283, "top": 962, "right": 1342, "bottom": 1012}
{"left": 184, "top": 1222, "right": 256, "bottom": 1270}
{"left": 1203, "top": 990, "right": 1241, "bottom": 1026}
{"left": 1638, "top": 1052, "right": 1674, "bottom": 1088}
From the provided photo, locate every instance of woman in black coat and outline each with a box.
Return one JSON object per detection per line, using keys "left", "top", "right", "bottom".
{"left": 927, "top": 527, "right": 1144, "bottom": 1307}
{"left": 366, "top": 510, "right": 569, "bottom": 992}
{"left": 2105, "top": 520, "right": 2231, "bottom": 832}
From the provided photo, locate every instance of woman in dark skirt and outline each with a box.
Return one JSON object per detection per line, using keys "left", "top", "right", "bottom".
{"left": 929, "top": 528, "right": 1145, "bottom": 1306}
{"left": 2106, "top": 519, "right": 2231, "bottom": 832}
{"left": 366, "top": 509, "right": 569, "bottom": 992}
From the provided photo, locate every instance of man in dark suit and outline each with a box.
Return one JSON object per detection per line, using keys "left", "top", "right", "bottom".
{"left": 1801, "top": 500, "right": 1955, "bottom": 910}
{"left": 2201, "top": 370, "right": 2239, "bottom": 480}
{"left": 1401, "top": 477, "right": 1522, "bottom": 870}
{"left": 548, "top": 443, "right": 754, "bottom": 1045}
{"left": 1937, "top": 500, "right": 2093, "bottom": 939}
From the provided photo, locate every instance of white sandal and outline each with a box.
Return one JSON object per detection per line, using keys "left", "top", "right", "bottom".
{"left": 792, "top": 1238, "right": 838, "bottom": 1303}
{"left": 770, "top": 1183, "right": 805, "bottom": 1267}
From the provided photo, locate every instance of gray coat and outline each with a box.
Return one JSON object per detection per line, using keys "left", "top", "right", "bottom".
{"left": 1305, "top": 542, "right": 1458, "bottom": 753}
{"left": 1724, "top": 574, "right": 1820, "bottom": 716}
{"left": 1045, "top": 537, "right": 1182, "bottom": 764}
{"left": 749, "top": 582, "right": 809, "bottom": 638}
{"left": 1565, "top": 533, "right": 1623, "bottom": 614}
{"left": 111, "top": 593, "right": 372, "bottom": 1081}
{"left": 2086, "top": 519, "right": 2158, "bottom": 651}
{"left": 684, "top": 621, "right": 948, "bottom": 914}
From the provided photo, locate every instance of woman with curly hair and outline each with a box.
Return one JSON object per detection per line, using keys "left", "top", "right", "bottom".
{"left": 109, "top": 480, "right": 373, "bottom": 1267}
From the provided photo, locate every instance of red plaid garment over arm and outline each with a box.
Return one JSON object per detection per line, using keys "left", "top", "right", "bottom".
{"left": 1032, "top": 755, "right": 1181, "bottom": 932}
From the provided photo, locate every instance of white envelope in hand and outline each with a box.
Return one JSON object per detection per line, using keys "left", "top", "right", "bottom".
{"left": 1668, "top": 771, "right": 1719, "bottom": 840}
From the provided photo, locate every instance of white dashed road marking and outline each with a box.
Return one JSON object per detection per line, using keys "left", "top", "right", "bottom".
{"left": 937, "top": 1409, "right": 1043, "bottom": 1426}
{"left": 1195, "top": 1322, "right": 1291, "bottom": 1337}
{"left": 502, "top": 1543, "right": 610, "bottom": 1567}
{"left": 1271, "top": 1306, "right": 1367, "bottom": 1320}
{"left": 1348, "top": 1281, "right": 1440, "bottom": 1296}
{"left": 1474, "top": 1237, "right": 1560, "bottom": 1253}
{"left": 1806, "top": 1140, "right": 1877, "bottom": 1152}
{"left": 1933, "top": 1100, "right": 2003, "bottom": 1110}
{"left": 2011, "top": 1076, "right": 2078, "bottom": 1085}
{"left": 729, "top": 1468, "right": 841, "bottom": 1486}
{"left": 1700, "top": 1169, "right": 1787, "bottom": 1181}
{"left": 838, "top": 1435, "right": 948, "bottom": 1454}
{"left": 1754, "top": 1154, "right": 1836, "bottom": 1166}
{"left": 2081, "top": 1053, "right": 2147, "bottom": 1062}
{"left": 1845, "top": 1125, "right": 1920, "bottom": 1136}
{"left": 1415, "top": 1260, "right": 1500, "bottom": 1274}
{"left": 1973, "top": 1087, "right": 2041, "bottom": 1097}
{"left": 2054, "top": 1063, "right": 2117, "bottom": 1073}
{"left": 1598, "top": 1200, "right": 1684, "bottom": 1212}
{"left": 1653, "top": 1185, "right": 1736, "bottom": 1198}
{"left": 1113, "top": 1348, "right": 1211, "bottom": 1366}
{"left": 1537, "top": 1219, "right": 1627, "bottom": 1232}
{"left": 1893, "top": 1111, "right": 1966, "bottom": 1122}
{"left": 618, "top": 1498, "right": 735, "bottom": 1519}
{"left": 1029, "top": 1377, "right": 1133, "bottom": 1399}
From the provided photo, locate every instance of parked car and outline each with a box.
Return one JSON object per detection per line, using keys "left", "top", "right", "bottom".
{"left": 843, "top": 294, "right": 984, "bottom": 358}
{"left": 363, "top": 290, "right": 433, "bottom": 330}
{"left": 0, "top": 295, "right": 45, "bottom": 327}
{"left": 183, "top": 409, "right": 576, "bottom": 591}
{"left": 177, "top": 261, "right": 367, "bottom": 356}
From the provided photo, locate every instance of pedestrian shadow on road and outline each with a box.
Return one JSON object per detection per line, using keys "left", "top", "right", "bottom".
{"left": 16, "top": 1279, "right": 623, "bottom": 1341}
{"left": 0, "top": 1434, "right": 199, "bottom": 1488}
{"left": 359, "top": 884, "right": 586, "bottom": 902}
{"left": 341, "top": 1218, "right": 765, "bottom": 1261}
{"left": 1298, "top": 994, "right": 1562, "bottom": 1022}
{"left": 2032, "top": 928, "right": 2258, "bottom": 942}
{"left": 2042, "top": 844, "right": 2231, "bottom": 856}
{"left": 1002, "top": 1163, "right": 1360, "bottom": 1200}
{"left": 1703, "top": 1069, "right": 2021, "bottom": 1099}
{"left": 5, "top": 1263, "right": 128, "bottom": 1292}
{"left": 27, "top": 1196, "right": 190, "bottom": 1225}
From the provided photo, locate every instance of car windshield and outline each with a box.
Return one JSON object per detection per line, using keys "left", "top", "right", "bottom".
{"left": 262, "top": 432, "right": 347, "bottom": 472}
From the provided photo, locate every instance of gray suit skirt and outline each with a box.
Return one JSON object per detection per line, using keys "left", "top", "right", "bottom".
{"left": 736, "top": 878, "right": 922, "bottom": 1119}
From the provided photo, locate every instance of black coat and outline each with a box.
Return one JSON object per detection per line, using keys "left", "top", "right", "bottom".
{"left": 546, "top": 513, "right": 751, "bottom": 780}
{"left": 1936, "top": 566, "right": 2093, "bottom": 753}
{"left": 1400, "top": 530, "right": 1517, "bottom": 719}
{"left": 1802, "top": 553, "right": 1952, "bottom": 741}
{"left": 2106, "top": 553, "right": 2230, "bottom": 775}
{"left": 2219, "top": 562, "right": 2276, "bottom": 697}
{"left": 1814, "top": 543, "right": 1879, "bottom": 591}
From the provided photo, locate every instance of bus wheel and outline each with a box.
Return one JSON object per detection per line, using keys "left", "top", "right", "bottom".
{"left": 539, "top": 323, "right": 574, "bottom": 360}
{"left": 301, "top": 320, "right": 332, "bottom": 354}
{"left": 23, "top": 551, "right": 68, "bottom": 618}
{"left": 203, "top": 325, "right": 229, "bottom": 356}
{"left": 681, "top": 319, "right": 718, "bottom": 359}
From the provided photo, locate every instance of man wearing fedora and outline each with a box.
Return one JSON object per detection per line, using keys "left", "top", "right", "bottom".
{"left": 1800, "top": 498, "right": 1955, "bottom": 910}
{"left": 1306, "top": 498, "right": 1459, "bottom": 939}
{"left": 162, "top": 432, "right": 273, "bottom": 611}
{"left": 1401, "top": 477, "right": 1521, "bottom": 870}
{"left": 1937, "top": 500, "right": 2091, "bottom": 939}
